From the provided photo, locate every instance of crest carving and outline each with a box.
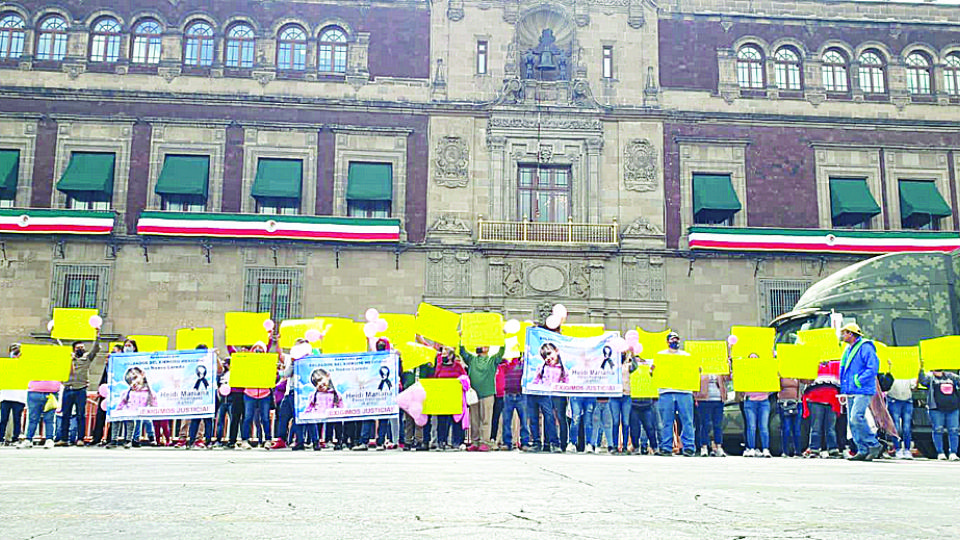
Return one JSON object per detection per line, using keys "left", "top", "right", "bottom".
{"left": 623, "top": 139, "right": 658, "bottom": 192}
{"left": 435, "top": 136, "right": 469, "bottom": 188}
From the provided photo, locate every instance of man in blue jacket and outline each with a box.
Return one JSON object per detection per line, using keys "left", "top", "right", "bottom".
{"left": 838, "top": 323, "right": 882, "bottom": 461}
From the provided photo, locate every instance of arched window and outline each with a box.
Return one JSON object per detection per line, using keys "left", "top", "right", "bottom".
{"left": 858, "top": 50, "right": 885, "bottom": 94}
{"left": 821, "top": 49, "right": 849, "bottom": 92}
{"left": 225, "top": 23, "right": 255, "bottom": 68}
{"left": 944, "top": 53, "right": 960, "bottom": 96}
{"left": 277, "top": 25, "right": 306, "bottom": 71}
{"left": 131, "top": 20, "right": 162, "bottom": 64}
{"left": 905, "top": 52, "right": 932, "bottom": 95}
{"left": 36, "top": 15, "right": 68, "bottom": 61}
{"left": 318, "top": 26, "right": 348, "bottom": 73}
{"left": 736, "top": 45, "right": 764, "bottom": 89}
{"left": 89, "top": 17, "right": 121, "bottom": 63}
{"left": 0, "top": 13, "right": 25, "bottom": 59}
{"left": 183, "top": 21, "right": 214, "bottom": 66}
{"left": 774, "top": 47, "right": 802, "bottom": 91}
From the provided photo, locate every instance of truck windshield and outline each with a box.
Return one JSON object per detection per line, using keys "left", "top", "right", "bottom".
{"left": 773, "top": 313, "right": 831, "bottom": 344}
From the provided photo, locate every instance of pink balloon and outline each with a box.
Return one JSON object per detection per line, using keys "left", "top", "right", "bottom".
{"left": 304, "top": 329, "right": 322, "bottom": 343}
{"left": 374, "top": 318, "right": 388, "bottom": 333}
{"left": 610, "top": 337, "right": 628, "bottom": 352}
{"left": 727, "top": 335, "right": 739, "bottom": 347}
{"left": 625, "top": 330, "right": 640, "bottom": 343}
{"left": 365, "top": 308, "right": 380, "bottom": 323}
{"left": 98, "top": 384, "right": 109, "bottom": 398}
{"left": 409, "top": 404, "right": 428, "bottom": 427}
{"left": 291, "top": 343, "right": 312, "bottom": 360}
{"left": 218, "top": 385, "right": 231, "bottom": 396}
{"left": 100, "top": 400, "right": 108, "bottom": 411}
{"left": 630, "top": 342, "right": 644, "bottom": 355}
{"left": 263, "top": 319, "right": 275, "bottom": 332}
{"left": 88, "top": 315, "right": 103, "bottom": 329}
{"left": 398, "top": 384, "right": 427, "bottom": 427}
{"left": 545, "top": 314, "right": 561, "bottom": 330}
{"left": 363, "top": 322, "right": 377, "bottom": 338}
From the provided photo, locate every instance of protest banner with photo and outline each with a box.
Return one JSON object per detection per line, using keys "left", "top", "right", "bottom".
{"left": 106, "top": 349, "right": 216, "bottom": 421}
{"left": 293, "top": 351, "right": 398, "bottom": 423}
{"left": 522, "top": 326, "right": 623, "bottom": 397}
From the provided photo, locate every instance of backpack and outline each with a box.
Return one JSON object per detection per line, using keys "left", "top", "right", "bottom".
{"left": 878, "top": 372, "right": 894, "bottom": 393}
{"left": 933, "top": 378, "right": 960, "bottom": 412}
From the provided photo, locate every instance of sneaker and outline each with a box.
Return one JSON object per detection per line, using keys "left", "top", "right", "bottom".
{"left": 583, "top": 444, "right": 593, "bottom": 454}
{"left": 700, "top": 446, "right": 709, "bottom": 457}
{"left": 715, "top": 448, "right": 727, "bottom": 457}
{"left": 550, "top": 445, "right": 562, "bottom": 453}
{"left": 385, "top": 442, "right": 397, "bottom": 450}
{"left": 351, "top": 444, "right": 368, "bottom": 451}
{"left": 237, "top": 441, "right": 252, "bottom": 450}
{"left": 761, "top": 449, "right": 772, "bottom": 458}
{"left": 949, "top": 453, "right": 959, "bottom": 462}
{"left": 938, "top": 453, "right": 948, "bottom": 461}
{"left": 375, "top": 444, "right": 386, "bottom": 451}
{"left": 16, "top": 439, "right": 31, "bottom": 449}
{"left": 743, "top": 449, "right": 756, "bottom": 457}
{"left": 193, "top": 441, "right": 207, "bottom": 450}
{"left": 520, "top": 445, "right": 533, "bottom": 452}
{"left": 479, "top": 444, "right": 491, "bottom": 452}
{"left": 848, "top": 452, "right": 869, "bottom": 461}
{"left": 75, "top": 440, "right": 85, "bottom": 447}
{"left": 565, "top": 442, "right": 577, "bottom": 453}
{"left": 211, "top": 442, "right": 224, "bottom": 450}
{"left": 821, "top": 450, "right": 831, "bottom": 459}
{"left": 458, "top": 443, "right": 468, "bottom": 451}
{"left": 44, "top": 439, "right": 55, "bottom": 449}
{"left": 902, "top": 449, "right": 914, "bottom": 460}
{"left": 54, "top": 441, "right": 68, "bottom": 447}
{"left": 466, "top": 444, "right": 479, "bottom": 452}
{"left": 291, "top": 444, "right": 305, "bottom": 451}
{"left": 866, "top": 445, "right": 883, "bottom": 461}
{"left": 267, "top": 439, "right": 287, "bottom": 450}
{"left": 682, "top": 449, "right": 696, "bottom": 457}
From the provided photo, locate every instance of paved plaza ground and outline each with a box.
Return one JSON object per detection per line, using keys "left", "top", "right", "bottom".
{"left": 0, "top": 447, "right": 954, "bottom": 539}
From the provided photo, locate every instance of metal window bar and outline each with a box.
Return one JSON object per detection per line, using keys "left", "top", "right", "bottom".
{"left": 477, "top": 218, "right": 618, "bottom": 245}
{"left": 759, "top": 279, "right": 811, "bottom": 325}
{"left": 243, "top": 267, "right": 303, "bottom": 321}
{"left": 50, "top": 264, "right": 112, "bottom": 316}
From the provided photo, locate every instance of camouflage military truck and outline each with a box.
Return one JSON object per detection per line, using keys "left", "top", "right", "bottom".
{"left": 766, "top": 251, "right": 959, "bottom": 458}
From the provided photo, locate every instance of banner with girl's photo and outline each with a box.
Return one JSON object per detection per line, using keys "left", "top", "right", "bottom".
{"left": 293, "top": 351, "right": 399, "bottom": 423}
{"left": 106, "top": 350, "right": 216, "bottom": 421}
{"left": 522, "top": 327, "right": 623, "bottom": 397}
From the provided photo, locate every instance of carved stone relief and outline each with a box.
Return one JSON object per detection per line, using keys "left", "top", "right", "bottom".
{"left": 426, "top": 250, "right": 471, "bottom": 297}
{"left": 487, "top": 258, "right": 601, "bottom": 299}
{"left": 623, "top": 138, "right": 658, "bottom": 192}
{"left": 428, "top": 213, "right": 472, "bottom": 235}
{"left": 621, "top": 255, "right": 665, "bottom": 301}
{"left": 621, "top": 216, "right": 664, "bottom": 237}
{"left": 434, "top": 136, "right": 470, "bottom": 188}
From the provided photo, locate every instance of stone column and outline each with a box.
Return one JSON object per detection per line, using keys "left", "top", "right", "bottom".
{"left": 585, "top": 136, "right": 603, "bottom": 222}
{"left": 487, "top": 135, "right": 507, "bottom": 219}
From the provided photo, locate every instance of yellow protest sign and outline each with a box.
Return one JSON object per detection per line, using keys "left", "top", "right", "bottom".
{"left": 561, "top": 324, "right": 605, "bottom": 338}
{"left": 730, "top": 326, "right": 775, "bottom": 359}
{"left": 513, "top": 321, "right": 534, "bottom": 355}
{"left": 919, "top": 335, "right": 960, "bottom": 370}
{"left": 0, "top": 358, "right": 29, "bottom": 390}
{"left": 397, "top": 342, "right": 437, "bottom": 371}
{"left": 420, "top": 378, "right": 463, "bottom": 415}
{"left": 652, "top": 353, "right": 700, "bottom": 392}
{"left": 797, "top": 328, "right": 843, "bottom": 362}
{"left": 51, "top": 308, "right": 98, "bottom": 341}
{"left": 733, "top": 356, "right": 781, "bottom": 393}
{"left": 776, "top": 343, "right": 820, "bottom": 380}
{"left": 278, "top": 319, "right": 326, "bottom": 349}
{"left": 687, "top": 341, "right": 729, "bottom": 375}
{"left": 637, "top": 328, "right": 672, "bottom": 359}
{"left": 630, "top": 363, "right": 659, "bottom": 398}
{"left": 503, "top": 335, "right": 521, "bottom": 359}
{"left": 225, "top": 312, "right": 270, "bottom": 346}
{"left": 415, "top": 303, "right": 461, "bottom": 347}
{"left": 380, "top": 313, "right": 416, "bottom": 347}
{"left": 127, "top": 335, "right": 169, "bottom": 353}
{"left": 18, "top": 344, "right": 73, "bottom": 382}
{"left": 881, "top": 345, "right": 921, "bottom": 380}
{"left": 176, "top": 328, "right": 214, "bottom": 350}
{"left": 321, "top": 320, "right": 367, "bottom": 354}
{"left": 460, "top": 312, "right": 505, "bottom": 349}
{"left": 228, "top": 352, "right": 277, "bottom": 389}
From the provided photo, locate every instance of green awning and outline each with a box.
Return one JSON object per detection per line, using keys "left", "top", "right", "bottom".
{"left": 155, "top": 155, "right": 209, "bottom": 198}
{"left": 899, "top": 180, "right": 951, "bottom": 220}
{"left": 346, "top": 162, "right": 392, "bottom": 201}
{"left": 252, "top": 158, "right": 302, "bottom": 199}
{"left": 830, "top": 178, "right": 881, "bottom": 225}
{"left": 56, "top": 152, "right": 115, "bottom": 195}
{"left": 693, "top": 174, "right": 741, "bottom": 222}
{"left": 0, "top": 149, "right": 19, "bottom": 198}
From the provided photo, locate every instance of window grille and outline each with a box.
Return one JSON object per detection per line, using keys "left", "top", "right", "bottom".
{"left": 51, "top": 264, "right": 112, "bottom": 316}
{"left": 759, "top": 279, "right": 811, "bottom": 325}
{"left": 243, "top": 267, "right": 303, "bottom": 322}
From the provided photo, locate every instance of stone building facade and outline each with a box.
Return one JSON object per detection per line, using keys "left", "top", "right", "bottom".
{"left": 2, "top": 0, "right": 960, "bottom": 350}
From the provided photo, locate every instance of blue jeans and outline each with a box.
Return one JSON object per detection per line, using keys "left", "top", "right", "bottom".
{"left": 743, "top": 399, "right": 771, "bottom": 450}
{"left": 929, "top": 409, "right": 960, "bottom": 455}
{"left": 848, "top": 394, "right": 880, "bottom": 454}
{"left": 189, "top": 418, "right": 213, "bottom": 444}
{"left": 0, "top": 401, "right": 25, "bottom": 441}
{"left": 435, "top": 415, "right": 463, "bottom": 446}
{"left": 778, "top": 403, "right": 802, "bottom": 456}
{"left": 58, "top": 388, "right": 86, "bottom": 443}
{"left": 242, "top": 395, "right": 272, "bottom": 442}
{"left": 25, "top": 392, "right": 55, "bottom": 441}
{"left": 376, "top": 414, "right": 399, "bottom": 445}
{"left": 133, "top": 419, "right": 154, "bottom": 442}
{"left": 697, "top": 400, "right": 724, "bottom": 448}
{"left": 630, "top": 399, "right": 658, "bottom": 451}
{"left": 569, "top": 397, "right": 595, "bottom": 447}
{"left": 551, "top": 396, "right": 569, "bottom": 448}
{"left": 501, "top": 394, "right": 529, "bottom": 447}
{"left": 887, "top": 398, "right": 913, "bottom": 451}
{"left": 611, "top": 395, "right": 632, "bottom": 449}
{"left": 54, "top": 415, "right": 78, "bottom": 443}
{"left": 591, "top": 399, "right": 614, "bottom": 449}
{"left": 657, "top": 392, "right": 695, "bottom": 453}
{"left": 807, "top": 402, "right": 838, "bottom": 451}
{"left": 527, "top": 395, "right": 559, "bottom": 449}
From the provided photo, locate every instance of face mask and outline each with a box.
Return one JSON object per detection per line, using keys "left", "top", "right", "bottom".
{"left": 75, "top": 348, "right": 85, "bottom": 357}
{"left": 668, "top": 341, "right": 680, "bottom": 350}
{"left": 123, "top": 346, "right": 134, "bottom": 353}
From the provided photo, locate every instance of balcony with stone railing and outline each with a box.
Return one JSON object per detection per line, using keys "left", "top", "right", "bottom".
{"left": 477, "top": 217, "right": 618, "bottom": 246}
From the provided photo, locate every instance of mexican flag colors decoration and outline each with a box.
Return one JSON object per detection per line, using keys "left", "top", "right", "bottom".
{"left": 137, "top": 212, "right": 401, "bottom": 243}
{"left": 0, "top": 209, "right": 115, "bottom": 235}
{"left": 689, "top": 226, "right": 960, "bottom": 254}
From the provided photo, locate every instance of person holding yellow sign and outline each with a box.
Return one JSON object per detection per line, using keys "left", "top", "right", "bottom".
{"left": 1, "top": 344, "right": 26, "bottom": 446}
{"left": 56, "top": 333, "right": 101, "bottom": 447}
{"left": 656, "top": 332, "right": 697, "bottom": 457}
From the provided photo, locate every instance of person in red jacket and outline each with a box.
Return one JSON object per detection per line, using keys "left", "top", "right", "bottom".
{"left": 434, "top": 347, "right": 467, "bottom": 450}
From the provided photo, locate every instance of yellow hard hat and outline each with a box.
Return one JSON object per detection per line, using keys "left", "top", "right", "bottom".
{"left": 840, "top": 323, "right": 863, "bottom": 336}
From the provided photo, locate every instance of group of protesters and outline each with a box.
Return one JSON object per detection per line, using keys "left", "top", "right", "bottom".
{"left": 1, "top": 319, "right": 958, "bottom": 461}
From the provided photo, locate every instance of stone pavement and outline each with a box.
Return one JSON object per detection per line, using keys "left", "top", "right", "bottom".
{"left": 0, "top": 447, "right": 954, "bottom": 539}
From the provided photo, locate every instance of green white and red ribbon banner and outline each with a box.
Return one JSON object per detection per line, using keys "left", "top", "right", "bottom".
{"left": 137, "top": 212, "right": 401, "bottom": 243}
{"left": 0, "top": 209, "right": 114, "bottom": 235}
{"left": 689, "top": 227, "right": 960, "bottom": 254}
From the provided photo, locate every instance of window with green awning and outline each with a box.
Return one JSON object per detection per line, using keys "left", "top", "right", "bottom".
{"left": 57, "top": 152, "right": 115, "bottom": 197}
{"left": 899, "top": 179, "right": 952, "bottom": 230}
{"left": 0, "top": 149, "right": 19, "bottom": 201}
{"left": 829, "top": 177, "right": 881, "bottom": 227}
{"left": 251, "top": 158, "right": 302, "bottom": 199}
{"left": 693, "top": 173, "right": 742, "bottom": 225}
{"left": 346, "top": 162, "right": 393, "bottom": 201}
{"left": 155, "top": 155, "right": 210, "bottom": 199}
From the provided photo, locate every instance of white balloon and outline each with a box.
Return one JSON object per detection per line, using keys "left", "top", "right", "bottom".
{"left": 552, "top": 304, "right": 567, "bottom": 319}
{"left": 503, "top": 319, "right": 521, "bottom": 335}
{"left": 291, "top": 343, "right": 312, "bottom": 360}
{"left": 365, "top": 308, "right": 380, "bottom": 323}
{"left": 545, "top": 314, "right": 561, "bottom": 330}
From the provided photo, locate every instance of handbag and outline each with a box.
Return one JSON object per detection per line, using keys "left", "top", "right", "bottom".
{"left": 44, "top": 394, "right": 59, "bottom": 413}
{"left": 465, "top": 388, "right": 479, "bottom": 406}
